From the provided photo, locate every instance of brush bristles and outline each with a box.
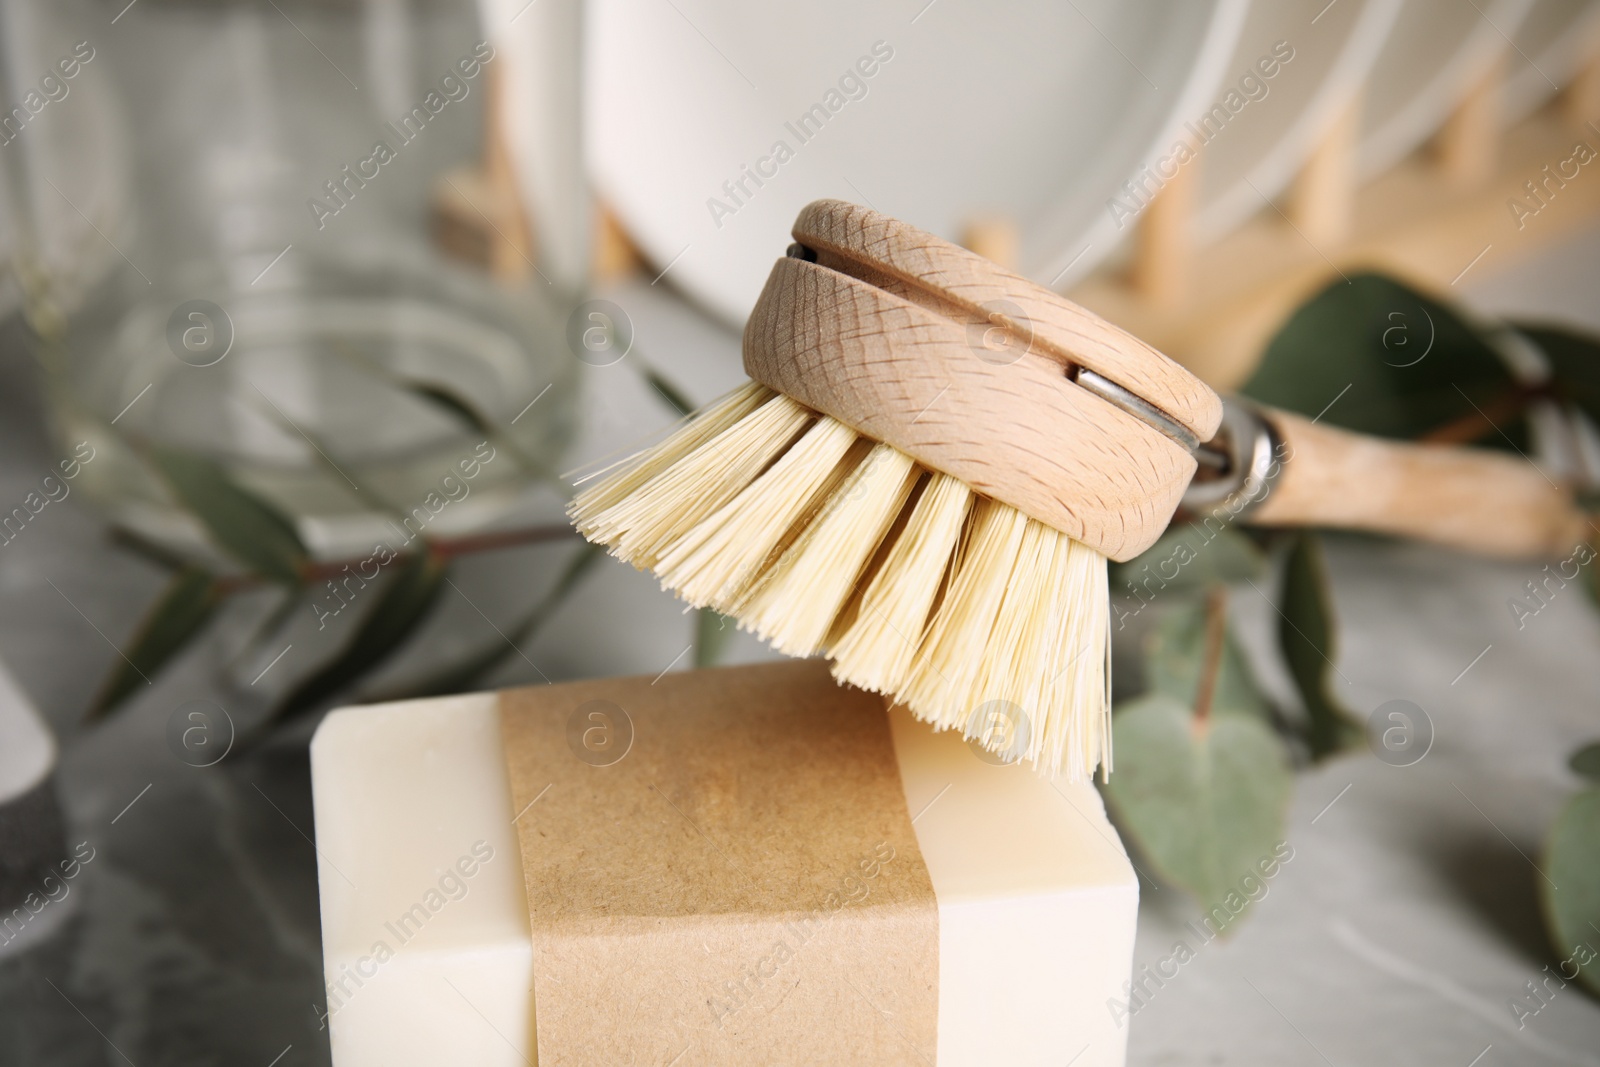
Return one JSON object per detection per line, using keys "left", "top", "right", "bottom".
{"left": 899, "top": 499, "right": 1027, "bottom": 723}
{"left": 737, "top": 442, "right": 920, "bottom": 655}
{"left": 656, "top": 416, "right": 862, "bottom": 609}
{"left": 827, "top": 471, "right": 972, "bottom": 691}
{"left": 964, "top": 516, "right": 1111, "bottom": 774}
{"left": 566, "top": 384, "right": 1112, "bottom": 780}
{"left": 571, "top": 383, "right": 807, "bottom": 568}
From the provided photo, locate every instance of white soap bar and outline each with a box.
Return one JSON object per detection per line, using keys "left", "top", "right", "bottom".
{"left": 311, "top": 694, "right": 1138, "bottom": 1066}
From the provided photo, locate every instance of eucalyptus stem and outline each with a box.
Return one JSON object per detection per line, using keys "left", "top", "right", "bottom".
{"left": 114, "top": 521, "right": 579, "bottom": 593}
{"left": 1192, "top": 585, "right": 1230, "bottom": 729}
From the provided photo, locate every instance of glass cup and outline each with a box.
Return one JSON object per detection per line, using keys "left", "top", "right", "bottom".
{"left": 4, "top": 0, "right": 582, "bottom": 560}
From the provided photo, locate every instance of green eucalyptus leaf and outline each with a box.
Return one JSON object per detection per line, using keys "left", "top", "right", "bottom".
{"left": 150, "top": 448, "right": 308, "bottom": 584}
{"left": 1111, "top": 523, "right": 1266, "bottom": 596}
{"left": 110, "top": 528, "right": 190, "bottom": 573}
{"left": 403, "top": 381, "right": 496, "bottom": 437}
{"left": 399, "top": 381, "right": 550, "bottom": 479}
{"left": 381, "top": 543, "right": 603, "bottom": 699}
{"left": 1540, "top": 787, "right": 1600, "bottom": 996}
{"left": 1243, "top": 273, "right": 1526, "bottom": 450}
{"left": 87, "top": 566, "right": 224, "bottom": 721}
{"left": 694, "top": 608, "right": 735, "bottom": 668}
{"left": 1571, "top": 741, "right": 1600, "bottom": 783}
{"left": 233, "top": 586, "right": 307, "bottom": 666}
{"left": 328, "top": 345, "right": 546, "bottom": 475}
{"left": 641, "top": 365, "right": 695, "bottom": 418}
{"left": 1278, "top": 533, "right": 1363, "bottom": 759}
{"left": 1146, "top": 596, "right": 1270, "bottom": 719}
{"left": 274, "top": 552, "right": 447, "bottom": 721}
{"left": 330, "top": 343, "right": 497, "bottom": 437}
{"left": 1104, "top": 695, "right": 1293, "bottom": 929}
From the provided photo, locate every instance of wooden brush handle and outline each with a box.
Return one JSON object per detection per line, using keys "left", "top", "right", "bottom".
{"left": 753, "top": 201, "right": 1590, "bottom": 562}
{"left": 1248, "top": 408, "right": 1591, "bottom": 559}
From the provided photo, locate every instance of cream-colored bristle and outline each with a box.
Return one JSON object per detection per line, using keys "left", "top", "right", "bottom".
{"left": 569, "top": 383, "right": 1113, "bottom": 781}
{"left": 571, "top": 385, "right": 812, "bottom": 568}
{"left": 654, "top": 416, "right": 860, "bottom": 610}
{"left": 966, "top": 519, "right": 1054, "bottom": 726}
{"left": 965, "top": 519, "right": 1110, "bottom": 777}
{"left": 826, "top": 471, "right": 972, "bottom": 694}
{"left": 1033, "top": 533, "right": 1111, "bottom": 777}
{"left": 898, "top": 499, "right": 1030, "bottom": 729}
{"left": 735, "top": 443, "right": 919, "bottom": 655}
{"left": 569, "top": 382, "right": 770, "bottom": 526}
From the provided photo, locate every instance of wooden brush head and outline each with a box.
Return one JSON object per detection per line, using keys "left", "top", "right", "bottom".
{"left": 743, "top": 199, "right": 1223, "bottom": 561}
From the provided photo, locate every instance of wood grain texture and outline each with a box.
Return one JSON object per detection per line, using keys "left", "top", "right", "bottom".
{"left": 744, "top": 256, "right": 1195, "bottom": 561}
{"left": 750, "top": 199, "right": 1586, "bottom": 565}
{"left": 791, "top": 199, "right": 1223, "bottom": 442}
{"left": 1251, "top": 409, "right": 1590, "bottom": 559}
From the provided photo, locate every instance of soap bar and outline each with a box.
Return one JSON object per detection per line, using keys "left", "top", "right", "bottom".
{"left": 310, "top": 688, "right": 1138, "bottom": 1066}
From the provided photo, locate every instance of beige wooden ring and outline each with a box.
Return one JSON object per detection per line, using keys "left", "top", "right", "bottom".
{"left": 742, "top": 199, "right": 1223, "bottom": 561}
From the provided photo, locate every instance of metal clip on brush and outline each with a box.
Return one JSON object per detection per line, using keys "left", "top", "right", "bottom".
{"left": 748, "top": 201, "right": 1590, "bottom": 562}
{"left": 1182, "top": 396, "right": 1588, "bottom": 560}
{"left": 572, "top": 200, "right": 1588, "bottom": 780}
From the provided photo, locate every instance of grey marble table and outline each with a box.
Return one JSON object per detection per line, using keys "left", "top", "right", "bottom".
{"left": 2, "top": 227, "right": 1599, "bottom": 1066}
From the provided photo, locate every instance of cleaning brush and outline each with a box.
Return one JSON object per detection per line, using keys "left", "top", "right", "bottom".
{"left": 572, "top": 199, "right": 1592, "bottom": 778}
{"left": 572, "top": 200, "right": 1222, "bottom": 780}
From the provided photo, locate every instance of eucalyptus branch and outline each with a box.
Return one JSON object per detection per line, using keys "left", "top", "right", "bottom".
{"left": 113, "top": 521, "right": 580, "bottom": 593}
{"left": 219, "top": 522, "right": 579, "bottom": 592}
{"left": 1191, "top": 585, "right": 1229, "bottom": 729}
{"left": 1417, "top": 386, "right": 1539, "bottom": 446}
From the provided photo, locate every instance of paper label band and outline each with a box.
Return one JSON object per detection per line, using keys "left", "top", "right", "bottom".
{"left": 499, "top": 660, "right": 938, "bottom": 1065}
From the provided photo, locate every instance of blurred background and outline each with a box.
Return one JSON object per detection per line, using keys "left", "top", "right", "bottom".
{"left": 1, "top": 0, "right": 1599, "bottom": 1063}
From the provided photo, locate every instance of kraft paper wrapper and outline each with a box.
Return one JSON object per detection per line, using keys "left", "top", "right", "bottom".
{"left": 498, "top": 660, "right": 939, "bottom": 1066}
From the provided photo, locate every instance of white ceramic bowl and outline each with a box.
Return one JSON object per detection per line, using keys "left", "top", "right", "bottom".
{"left": 1357, "top": 0, "right": 1539, "bottom": 177}
{"left": 586, "top": 0, "right": 1247, "bottom": 324}
{"left": 1192, "top": 0, "right": 1403, "bottom": 244}
{"left": 1503, "top": 0, "right": 1600, "bottom": 122}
